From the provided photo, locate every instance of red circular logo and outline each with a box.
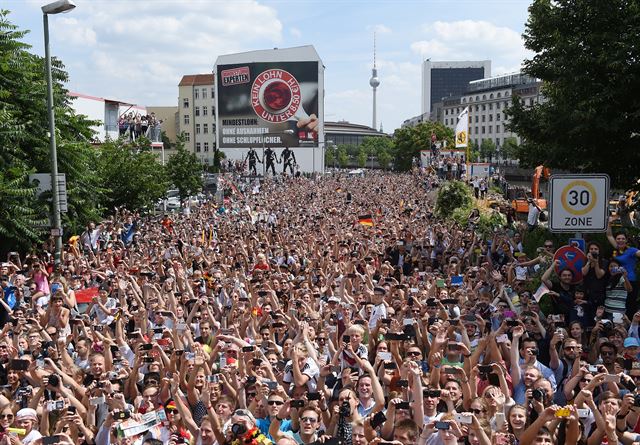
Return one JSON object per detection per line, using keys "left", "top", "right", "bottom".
{"left": 251, "top": 69, "right": 301, "bottom": 123}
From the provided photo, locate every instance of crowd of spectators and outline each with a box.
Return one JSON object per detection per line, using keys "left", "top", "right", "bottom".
{"left": 0, "top": 170, "right": 638, "bottom": 445}
{"left": 118, "top": 113, "right": 163, "bottom": 143}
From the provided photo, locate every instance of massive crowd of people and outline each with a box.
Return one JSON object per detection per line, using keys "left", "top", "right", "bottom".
{"left": 0, "top": 170, "right": 639, "bottom": 445}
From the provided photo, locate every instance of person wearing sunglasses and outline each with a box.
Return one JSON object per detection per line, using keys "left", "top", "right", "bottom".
{"left": 255, "top": 393, "right": 292, "bottom": 441}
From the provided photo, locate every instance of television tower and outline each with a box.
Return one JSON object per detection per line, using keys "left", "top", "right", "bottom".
{"left": 369, "top": 32, "right": 380, "bottom": 130}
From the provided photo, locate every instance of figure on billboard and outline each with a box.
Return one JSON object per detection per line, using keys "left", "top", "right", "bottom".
{"left": 244, "top": 147, "right": 261, "bottom": 175}
{"left": 280, "top": 147, "right": 297, "bottom": 175}
{"left": 264, "top": 147, "right": 277, "bottom": 176}
{"left": 296, "top": 114, "right": 319, "bottom": 133}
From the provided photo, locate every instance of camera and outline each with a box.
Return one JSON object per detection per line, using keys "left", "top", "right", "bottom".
{"left": 231, "top": 423, "right": 247, "bottom": 437}
{"left": 339, "top": 400, "right": 351, "bottom": 417}
{"left": 532, "top": 388, "right": 545, "bottom": 401}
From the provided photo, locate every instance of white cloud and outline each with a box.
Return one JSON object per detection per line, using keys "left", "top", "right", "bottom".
{"left": 48, "top": 0, "right": 283, "bottom": 106}
{"left": 411, "top": 20, "right": 532, "bottom": 73}
{"left": 290, "top": 27, "right": 302, "bottom": 38}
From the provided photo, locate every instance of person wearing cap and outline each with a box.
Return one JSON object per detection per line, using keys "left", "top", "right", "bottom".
{"left": 623, "top": 337, "right": 640, "bottom": 360}
{"left": 367, "top": 287, "right": 388, "bottom": 330}
{"left": 16, "top": 408, "right": 41, "bottom": 444}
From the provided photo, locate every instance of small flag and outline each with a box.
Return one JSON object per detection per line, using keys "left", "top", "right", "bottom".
{"left": 455, "top": 107, "right": 469, "bottom": 148}
{"left": 358, "top": 214, "right": 374, "bottom": 226}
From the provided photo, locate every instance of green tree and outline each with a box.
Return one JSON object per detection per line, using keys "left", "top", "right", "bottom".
{"left": 377, "top": 149, "right": 392, "bottom": 170}
{"left": 325, "top": 147, "right": 335, "bottom": 168}
{"left": 392, "top": 122, "right": 454, "bottom": 171}
{"left": 166, "top": 137, "right": 204, "bottom": 204}
{"left": 506, "top": 0, "right": 640, "bottom": 191}
{"left": 97, "top": 138, "right": 169, "bottom": 211}
{"left": 480, "top": 139, "right": 497, "bottom": 162}
{"left": 0, "top": 10, "right": 103, "bottom": 248}
{"left": 435, "top": 180, "right": 473, "bottom": 218}
{"left": 357, "top": 148, "right": 367, "bottom": 168}
{"left": 337, "top": 146, "right": 349, "bottom": 168}
{"left": 501, "top": 137, "right": 519, "bottom": 160}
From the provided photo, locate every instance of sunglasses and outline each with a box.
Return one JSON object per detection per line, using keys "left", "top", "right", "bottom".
{"left": 580, "top": 379, "right": 592, "bottom": 383}
{"left": 0, "top": 414, "right": 13, "bottom": 419}
{"left": 267, "top": 400, "right": 284, "bottom": 406}
{"left": 407, "top": 351, "right": 421, "bottom": 356}
{"left": 165, "top": 408, "right": 178, "bottom": 414}
{"left": 300, "top": 417, "right": 318, "bottom": 424}
{"left": 470, "top": 408, "right": 485, "bottom": 414}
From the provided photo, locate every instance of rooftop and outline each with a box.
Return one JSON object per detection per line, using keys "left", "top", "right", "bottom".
{"left": 179, "top": 74, "right": 215, "bottom": 87}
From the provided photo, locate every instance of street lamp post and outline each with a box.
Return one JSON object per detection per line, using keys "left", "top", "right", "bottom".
{"left": 42, "top": 0, "right": 76, "bottom": 265}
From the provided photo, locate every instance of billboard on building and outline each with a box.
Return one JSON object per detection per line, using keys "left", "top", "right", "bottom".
{"left": 215, "top": 46, "right": 322, "bottom": 150}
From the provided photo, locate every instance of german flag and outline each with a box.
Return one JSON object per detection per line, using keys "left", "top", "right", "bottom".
{"left": 358, "top": 214, "right": 374, "bottom": 226}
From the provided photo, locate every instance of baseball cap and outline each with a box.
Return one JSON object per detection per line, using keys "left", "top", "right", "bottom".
{"left": 623, "top": 337, "right": 640, "bottom": 348}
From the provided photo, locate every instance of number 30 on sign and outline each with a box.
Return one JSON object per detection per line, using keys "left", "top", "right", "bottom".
{"left": 549, "top": 174, "right": 609, "bottom": 232}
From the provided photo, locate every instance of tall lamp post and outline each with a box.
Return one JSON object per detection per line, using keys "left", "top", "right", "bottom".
{"left": 42, "top": 0, "right": 75, "bottom": 264}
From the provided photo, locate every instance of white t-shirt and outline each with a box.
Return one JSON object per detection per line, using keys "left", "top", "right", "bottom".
{"left": 283, "top": 358, "right": 320, "bottom": 391}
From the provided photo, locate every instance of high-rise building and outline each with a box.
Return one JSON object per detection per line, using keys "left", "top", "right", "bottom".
{"left": 440, "top": 72, "right": 543, "bottom": 150}
{"left": 421, "top": 60, "right": 491, "bottom": 115}
{"left": 178, "top": 74, "right": 216, "bottom": 165}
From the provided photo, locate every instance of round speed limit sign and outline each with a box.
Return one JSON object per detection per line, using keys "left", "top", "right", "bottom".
{"left": 550, "top": 175, "right": 609, "bottom": 232}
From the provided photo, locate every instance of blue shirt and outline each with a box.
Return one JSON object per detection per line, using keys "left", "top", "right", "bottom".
{"left": 256, "top": 416, "right": 292, "bottom": 441}
{"left": 614, "top": 247, "right": 639, "bottom": 281}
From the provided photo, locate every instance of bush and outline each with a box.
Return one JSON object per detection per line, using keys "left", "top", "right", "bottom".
{"left": 435, "top": 181, "right": 473, "bottom": 219}
{"left": 477, "top": 210, "right": 507, "bottom": 239}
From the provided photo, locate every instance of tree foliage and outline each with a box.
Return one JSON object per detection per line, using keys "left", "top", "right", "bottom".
{"left": 501, "top": 137, "right": 519, "bottom": 160}
{"left": 166, "top": 137, "right": 203, "bottom": 204}
{"left": 0, "top": 10, "right": 104, "bottom": 249}
{"left": 392, "top": 122, "right": 454, "bottom": 171}
{"left": 435, "top": 180, "right": 473, "bottom": 219}
{"left": 506, "top": 0, "right": 640, "bottom": 190}
{"left": 97, "top": 138, "right": 169, "bottom": 211}
{"left": 480, "top": 139, "right": 497, "bottom": 162}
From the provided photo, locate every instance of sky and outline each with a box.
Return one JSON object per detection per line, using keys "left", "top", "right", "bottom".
{"left": 6, "top": 0, "right": 535, "bottom": 132}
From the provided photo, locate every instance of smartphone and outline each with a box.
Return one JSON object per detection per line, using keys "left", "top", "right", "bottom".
{"left": 506, "top": 320, "right": 519, "bottom": 327}
{"left": 370, "top": 411, "right": 386, "bottom": 429}
{"left": 377, "top": 352, "right": 392, "bottom": 361}
{"left": 307, "top": 392, "right": 321, "bottom": 401}
{"left": 555, "top": 407, "right": 571, "bottom": 418}
{"left": 265, "top": 380, "right": 278, "bottom": 390}
{"left": 206, "top": 375, "right": 219, "bottom": 383}
{"left": 444, "top": 367, "right": 461, "bottom": 375}
{"left": 395, "top": 401, "right": 411, "bottom": 410}
{"left": 447, "top": 344, "right": 461, "bottom": 352}
{"left": 397, "top": 379, "right": 409, "bottom": 388}
{"left": 588, "top": 365, "right": 598, "bottom": 373}
{"left": 139, "top": 343, "right": 153, "bottom": 351}
{"left": 143, "top": 356, "right": 154, "bottom": 363}
{"left": 242, "top": 346, "right": 255, "bottom": 353}
{"left": 342, "top": 335, "right": 351, "bottom": 343}
{"left": 604, "top": 374, "right": 620, "bottom": 383}
{"left": 496, "top": 334, "right": 509, "bottom": 343}
{"left": 478, "top": 365, "right": 493, "bottom": 374}
{"left": 67, "top": 406, "right": 76, "bottom": 415}
{"left": 42, "top": 437, "right": 61, "bottom": 445}
{"left": 455, "top": 413, "right": 473, "bottom": 424}
{"left": 113, "top": 410, "right": 131, "bottom": 420}
{"left": 383, "top": 362, "right": 397, "bottom": 370}
{"left": 435, "top": 421, "right": 450, "bottom": 430}
{"left": 577, "top": 408, "right": 590, "bottom": 418}
{"left": 290, "top": 400, "right": 304, "bottom": 408}
{"left": 495, "top": 412, "right": 505, "bottom": 430}
{"left": 89, "top": 396, "right": 105, "bottom": 406}
{"left": 9, "top": 359, "right": 29, "bottom": 371}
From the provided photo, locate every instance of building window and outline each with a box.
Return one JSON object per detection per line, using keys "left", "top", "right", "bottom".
{"left": 203, "top": 124, "right": 208, "bottom": 134}
{"left": 482, "top": 115, "right": 486, "bottom": 122}
{"left": 482, "top": 95, "right": 486, "bottom": 100}
{"left": 445, "top": 118, "right": 448, "bottom": 125}
{"left": 462, "top": 98, "right": 467, "bottom": 103}
{"left": 475, "top": 126, "right": 479, "bottom": 134}
{"left": 195, "top": 124, "right": 201, "bottom": 134}
{"left": 497, "top": 92, "right": 502, "bottom": 98}
{"left": 445, "top": 109, "right": 448, "bottom": 115}
{"left": 490, "top": 93, "right": 494, "bottom": 99}
{"left": 195, "top": 106, "right": 200, "bottom": 117}
{"left": 482, "top": 104, "right": 486, "bottom": 111}
{"left": 489, "top": 125, "right": 493, "bottom": 133}
{"left": 475, "top": 105, "right": 479, "bottom": 112}
{"left": 183, "top": 98, "right": 189, "bottom": 108}
{"left": 212, "top": 124, "right": 216, "bottom": 133}
{"left": 184, "top": 132, "right": 190, "bottom": 142}
{"left": 204, "top": 142, "right": 209, "bottom": 152}
{"left": 184, "top": 114, "right": 190, "bottom": 125}
{"left": 203, "top": 106, "right": 208, "bottom": 116}
{"left": 482, "top": 126, "right": 485, "bottom": 134}
{"left": 497, "top": 102, "right": 501, "bottom": 110}
{"left": 496, "top": 125, "right": 501, "bottom": 133}
{"left": 489, "top": 114, "right": 493, "bottom": 121}
{"left": 496, "top": 137, "right": 501, "bottom": 145}
{"left": 211, "top": 87, "right": 215, "bottom": 98}
{"left": 475, "top": 116, "right": 479, "bottom": 123}
{"left": 202, "top": 88, "right": 207, "bottom": 99}
{"left": 196, "top": 142, "right": 201, "bottom": 152}
{"left": 504, "top": 101, "right": 509, "bottom": 108}
{"left": 489, "top": 103, "right": 493, "bottom": 110}
{"left": 194, "top": 89, "right": 199, "bottom": 100}
{"left": 475, "top": 96, "right": 479, "bottom": 101}
{"left": 497, "top": 113, "right": 501, "bottom": 121}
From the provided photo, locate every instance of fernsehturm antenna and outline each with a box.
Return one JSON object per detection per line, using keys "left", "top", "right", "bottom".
{"left": 369, "top": 31, "right": 380, "bottom": 130}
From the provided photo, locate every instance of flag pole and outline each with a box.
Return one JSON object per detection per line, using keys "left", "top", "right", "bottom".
{"left": 466, "top": 111, "right": 470, "bottom": 183}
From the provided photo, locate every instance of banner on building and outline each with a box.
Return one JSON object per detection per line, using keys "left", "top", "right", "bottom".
{"left": 216, "top": 59, "right": 320, "bottom": 149}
